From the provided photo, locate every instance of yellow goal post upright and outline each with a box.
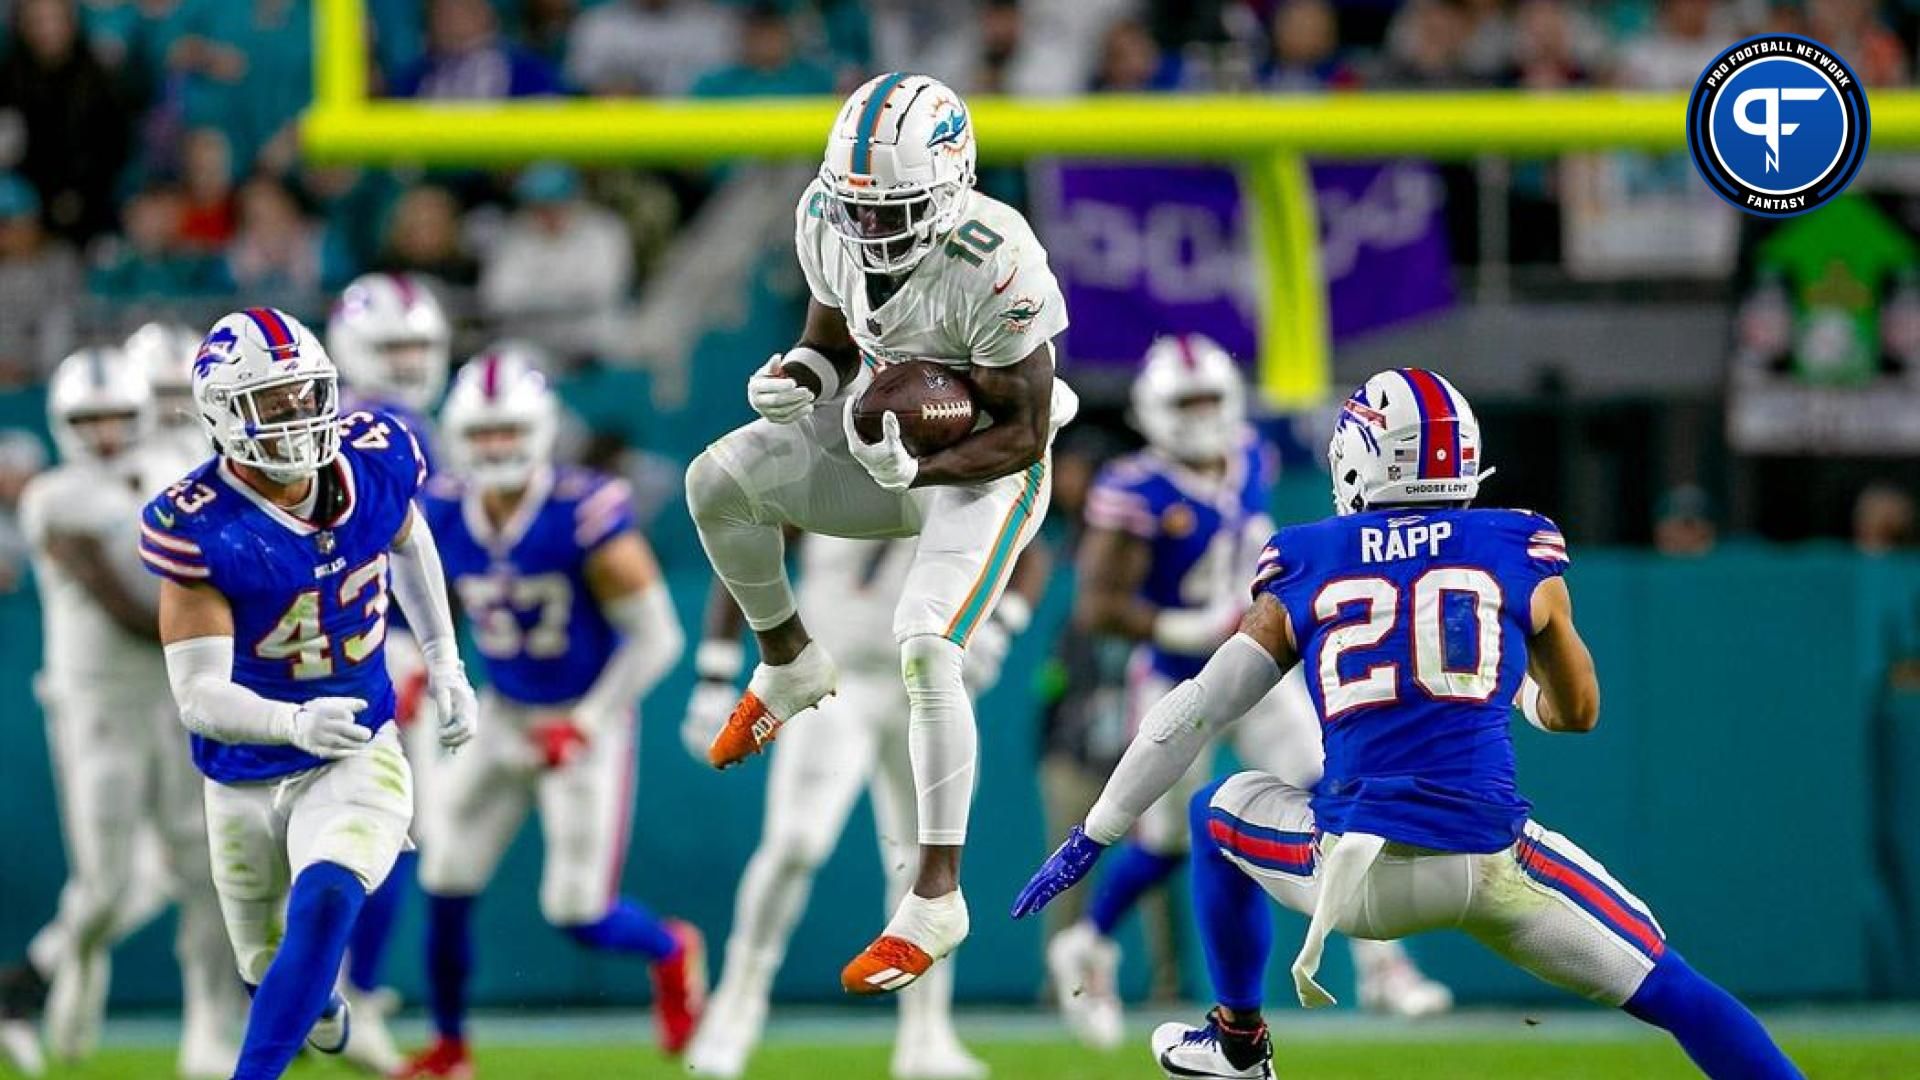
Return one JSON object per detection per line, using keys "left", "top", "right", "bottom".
{"left": 301, "top": 0, "right": 1920, "bottom": 410}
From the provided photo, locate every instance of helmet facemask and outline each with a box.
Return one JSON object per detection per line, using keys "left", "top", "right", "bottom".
{"left": 209, "top": 372, "right": 340, "bottom": 484}
{"left": 455, "top": 419, "right": 546, "bottom": 492}
{"left": 61, "top": 408, "right": 144, "bottom": 465}
{"left": 822, "top": 174, "right": 964, "bottom": 275}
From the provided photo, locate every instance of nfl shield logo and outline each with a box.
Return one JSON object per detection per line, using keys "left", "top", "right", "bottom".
{"left": 316, "top": 531, "right": 336, "bottom": 555}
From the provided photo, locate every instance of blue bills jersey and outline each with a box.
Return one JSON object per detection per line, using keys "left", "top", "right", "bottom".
{"left": 1085, "top": 439, "right": 1276, "bottom": 680}
{"left": 341, "top": 392, "right": 437, "bottom": 634}
{"left": 139, "top": 409, "right": 429, "bottom": 784}
{"left": 1253, "top": 507, "right": 1570, "bottom": 853}
{"left": 419, "top": 466, "right": 634, "bottom": 707}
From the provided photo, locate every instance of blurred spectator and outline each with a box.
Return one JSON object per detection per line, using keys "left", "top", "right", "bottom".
{"left": 0, "top": 428, "right": 48, "bottom": 593}
{"left": 87, "top": 184, "right": 218, "bottom": 298}
{"left": 219, "top": 175, "right": 347, "bottom": 299}
{"left": 0, "top": 172, "right": 78, "bottom": 383}
{"left": 687, "top": 3, "right": 834, "bottom": 98}
{"left": 1091, "top": 18, "right": 1182, "bottom": 92}
{"left": 392, "top": 0, "right": 565, "bottom": 100}
{"left": 1809, "top": 0, "right": 1909, "bottom": 86}
{"left": 480, "top": 163, "right": 631, "bottom": 357}
{"left": 1856, "top": 483, "right": 1918, "bottom": 554}
{"left": 378, "top": 184, "right": 479, "bottom": 286}
{"left": 176, "top": 125, "right": 236, "bottom": 251}
{"left": 168, "top": 0, "right": 313, "bottom": 173}
{"left": 565, "top": 0, "right": 734, "bottom": 97}
{"left": 0, "top": 0, "right": 134, "bottom": 243}
{"left": 1381, "top": 0, "right": 1476, "bottom": 87}
{"left": 1505, "top": 0, "right": 1604, "bottom": 90}
{"left": 1654, "top": 484, "right": 1718, "bottom": 557}
{"left": 969, "top": 0, "right": 1025, "bottom": 94}
{"left": 520, "top": 0, "right": 578, "bottom": 65}
{"left": 1265, "top": 0, "right": 1358, "bottom": 89}
{"left": 1612, "top": 0, "right": 1730, "bottom": 90}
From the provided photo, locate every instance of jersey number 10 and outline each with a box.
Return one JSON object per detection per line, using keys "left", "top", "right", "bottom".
{"left": 1314, "top": 567, "right": 1503, "bottom": 720}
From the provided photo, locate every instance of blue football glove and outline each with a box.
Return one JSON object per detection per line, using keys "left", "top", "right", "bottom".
{"left": 1010, "top": 825, "right": 1106, "bottom": 919}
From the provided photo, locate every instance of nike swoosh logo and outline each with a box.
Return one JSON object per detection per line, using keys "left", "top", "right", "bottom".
{"left": 993, "top": 268, "right": 1019, "bottom": 294}
{"left": 154, "top": 508, "right": 175, "bottom": 527}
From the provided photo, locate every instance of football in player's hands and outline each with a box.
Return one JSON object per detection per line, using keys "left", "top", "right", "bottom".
{"left": 853, "top": 360, "right": 978, "bottom": 456}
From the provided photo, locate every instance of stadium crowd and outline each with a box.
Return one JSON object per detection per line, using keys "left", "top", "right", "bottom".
{"left": 0, "top": 0, "right": 1916, "bottom": 586}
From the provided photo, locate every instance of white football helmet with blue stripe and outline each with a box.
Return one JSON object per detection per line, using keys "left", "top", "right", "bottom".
{"left": 819, "top": 72, "right": 977, "bottom": 274}
{"left": 193, "top": 308, "right": 340, "bottom": 484}
{"left": 1329, "top": 368, "right": 1492, "bottom": 515}
{"left": 48, "top": 346, "right": 151, "bottom": 467}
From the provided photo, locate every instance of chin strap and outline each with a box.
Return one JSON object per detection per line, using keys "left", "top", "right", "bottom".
{"left": 1291, "top": 831, "right": 1386, "bottom": 1008}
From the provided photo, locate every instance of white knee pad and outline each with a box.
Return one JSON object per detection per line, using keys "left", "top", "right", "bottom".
{"left": 687, "top": 449, "right": 797, "bottom": 632}
{"left": 902, "top": 635, "right": 976, "bottom": 847}
{"left": 686, "top": 449, "right": 756, "bottom": 527}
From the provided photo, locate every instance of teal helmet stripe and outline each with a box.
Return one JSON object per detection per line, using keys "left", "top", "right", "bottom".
{"left": 852, "top": 72, "right": 910, "bottom": 175}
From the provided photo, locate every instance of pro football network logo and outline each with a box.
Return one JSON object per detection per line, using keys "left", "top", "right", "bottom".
{"left": 1687, "top": 34, "right": 1869, "bottom": 217}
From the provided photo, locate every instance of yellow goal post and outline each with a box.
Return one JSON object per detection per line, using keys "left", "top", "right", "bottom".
{"left": 301, "top": 0, "right": 1920, "bottom": 408}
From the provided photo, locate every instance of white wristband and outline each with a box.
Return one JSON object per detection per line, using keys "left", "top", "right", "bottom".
{"left": 781, "top": 346, "right": 841, "bottom": 401}
{"left": 1518, "top": 677, "right": 1549, "bottom": 731}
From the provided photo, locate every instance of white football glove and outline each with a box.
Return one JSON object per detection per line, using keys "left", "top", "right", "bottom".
{"left": 843, "top": 397, "right": 920, "bottom": 492}
{"left": 748, "top": 354, "right": 816, "bottom": 424}
{"left": 429, "top": 664, "right": 479, "bottom": 750}
{"left": 962, "top": 617, "right": 1010, "bottom": 695}
{"left": 681, "top": 678, "right": 737, "bottom": 763}
{"left": 288, "top": 697, "right": 373, "bottom": 759}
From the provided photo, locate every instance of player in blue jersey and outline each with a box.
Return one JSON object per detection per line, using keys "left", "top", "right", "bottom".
{"left": 1013, "top": 369, "right": 1803, "bottom": 1080}
{"left": 143, "top": 308, "right": 479, "bottom": 1080}
{"left": 325, "top": 271, "right": 456, "bottom": 1070}
{"left": 1047, "top": 337, "right": 1449, "bottom": 1050}
{"left": 397, "top": 348, "right": 704, "bottom": 1079}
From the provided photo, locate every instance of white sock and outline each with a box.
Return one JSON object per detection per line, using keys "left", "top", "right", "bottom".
{"left": 882, "top": 889, "right": 970, "bottom": 957}
{"left": 901, "top": 635, "right": 975, "bottom": 847}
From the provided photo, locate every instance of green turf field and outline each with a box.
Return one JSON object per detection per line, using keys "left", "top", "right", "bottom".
{"left": 23, "top": 1034, "right": 1920, "bottom": 1079}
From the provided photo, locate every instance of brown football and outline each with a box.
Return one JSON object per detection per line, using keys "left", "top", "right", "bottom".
{"left": 853, "top": 360, "right": 978, "bottom": 456}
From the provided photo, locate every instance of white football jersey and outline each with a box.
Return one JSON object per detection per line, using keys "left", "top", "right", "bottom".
{"left": 794, "top": 182, "right": 1077, "bottom": 429}
{"left": 19, "top": 462, "right": 164, "bottom": 691}
{"left": 796, "top": 534, "right": 917, "bottom": 674}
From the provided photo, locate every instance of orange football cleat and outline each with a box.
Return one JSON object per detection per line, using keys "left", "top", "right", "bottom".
{"left": 841, "top": 935, "right": 936, "bottom": 996}
{"left": 707, "top": 691, "right": 786, "bottom": 769}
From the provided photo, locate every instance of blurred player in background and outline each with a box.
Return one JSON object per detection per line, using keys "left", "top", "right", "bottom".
{"left": 1014, "top": 370, "right": 1802, "bottom": 1080}
{"left": 398, "top": 348, "right": 703, "bottom": 1078}
{"left": 0, "top": 348, "right": 242, "bottom": 1079}
{"left": 687, "top": 72, "right": 1076, "bottom": 995}
{"left": 143, "top": 309, "right": 477, "bottom": 1080}
{"left": 682, "top": 533, "right": 1046, "bottom": 1080}
{"left": 325, "top": 270, "right": 454, "bottom": 1072}
{"left": 1047, "top": 337, "right": 1449, "bottom": 1049}
{"left": 125, "top": 321, "right": 212, "bottom": 476}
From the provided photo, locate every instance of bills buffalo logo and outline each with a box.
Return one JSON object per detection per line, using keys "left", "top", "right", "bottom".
{"left": 193, "top": 327, "right": 240, "bottom": 380}
{"left": 926, "top": 105, "right": 969, "bottom": 152}
{"left": 998, "top": 296, "right": 1044, "bottom": 333}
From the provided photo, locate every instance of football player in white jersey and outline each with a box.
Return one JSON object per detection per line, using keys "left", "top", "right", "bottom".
{"left": 0, "top": 348, "right": 242, "bottom": 1078}
{"left": 682, "top": 534, "right": 1045, "bottom": 1079}
{"left": 688, "top": 72, "right": 1075, "bottom": 995}
{"left": 125, "top": 321, "right": 211, "bottom": 480}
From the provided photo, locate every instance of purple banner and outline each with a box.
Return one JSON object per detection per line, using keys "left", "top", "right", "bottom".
{"left": 1038, "top": 161, "right": 1454, "bottom": 366}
